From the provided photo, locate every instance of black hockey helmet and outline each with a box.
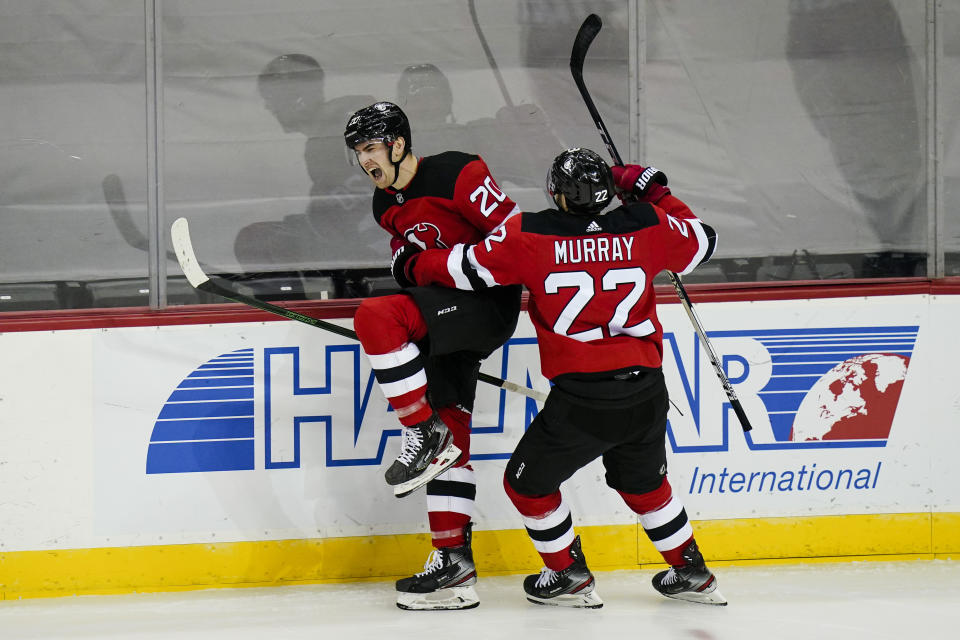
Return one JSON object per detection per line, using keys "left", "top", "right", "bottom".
{"left": 546, "top": 148, "right": 615, "bottom": 215}
{"left": 343, "top": 101, "right": 413, "bottom": 151}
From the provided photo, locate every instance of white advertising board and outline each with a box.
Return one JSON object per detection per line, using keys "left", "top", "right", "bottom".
{"left": 0, "top": 293, "right": 954, "bottom": 553}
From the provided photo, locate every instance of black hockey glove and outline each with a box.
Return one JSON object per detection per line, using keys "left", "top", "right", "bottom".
{"left": 391, "top": 243, "right": 423, "bottom": 288}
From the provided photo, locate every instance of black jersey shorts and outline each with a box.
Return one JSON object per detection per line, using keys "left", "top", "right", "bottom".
{"left": 405, "top": 283, "right": 522, "bottom": 411}
{"left": 505, "top": 368, "right": 670, "bottom": 497}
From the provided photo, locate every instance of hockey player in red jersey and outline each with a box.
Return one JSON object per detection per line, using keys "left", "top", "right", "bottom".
{"left": 394, "top": 148, "right": 727, "bottom": 607}
{"left": 344, "top": 102, "right": 522, "bottom": 610}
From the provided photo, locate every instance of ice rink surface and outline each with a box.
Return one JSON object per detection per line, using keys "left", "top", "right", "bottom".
{"left": 2, "top": 560, "right": 958, "bottom": 640}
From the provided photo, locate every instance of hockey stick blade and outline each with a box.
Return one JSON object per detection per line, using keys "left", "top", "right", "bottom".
{"left": 570, "top": 14, "right": 622, "bottom": 165}
{"left": 170, "top": 217, "right": 210, "bottom": 289}
{"left": 570, "top": 14, "right": 602, "bottom": 83}
{"left": 172, "top": 216, "right": 355, "bottom": 339}
{"left": 170, "top": 217, "right": 548, "bottom": 403}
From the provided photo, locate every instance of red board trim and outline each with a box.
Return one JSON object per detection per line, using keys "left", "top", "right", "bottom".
{"left": 2, "top": 277, "right": 958, "bottom": 334}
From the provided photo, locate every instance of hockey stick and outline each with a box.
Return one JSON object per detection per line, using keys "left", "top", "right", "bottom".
{"left": 171, "top": 217, "right": 547, "bottom": 403}
{"left": 570, "top": 14, "right": 752, "bottom": 432}
{"left": 468, "top": 0, "right": 514, "bottom": 108}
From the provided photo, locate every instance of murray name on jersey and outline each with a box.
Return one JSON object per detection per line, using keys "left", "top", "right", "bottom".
{"left": 555, "top": 236, "right": 635, "bottom": 265}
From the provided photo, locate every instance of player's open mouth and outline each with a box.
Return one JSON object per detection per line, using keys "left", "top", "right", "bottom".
{"left": 369, "top": 167, "right": 383, "bottom": 181}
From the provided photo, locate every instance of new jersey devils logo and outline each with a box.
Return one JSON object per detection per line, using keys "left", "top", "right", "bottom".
{"left": 403, "top": 222, "right": 448, "bottom": 250}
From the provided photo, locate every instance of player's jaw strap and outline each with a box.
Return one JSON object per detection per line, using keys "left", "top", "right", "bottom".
{"left": 388, "top": 139, "right": 411, "bottom": 188}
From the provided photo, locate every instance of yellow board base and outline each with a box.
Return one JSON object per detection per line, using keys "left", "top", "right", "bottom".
{"left": 2, "top": 513, "right": 957, "bottom": 600}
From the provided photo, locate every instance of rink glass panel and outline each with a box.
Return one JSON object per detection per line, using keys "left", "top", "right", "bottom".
{"left": 0, "top": 1, "right": 952, "bottom": 312}
{"left": 0, "top": 2, "right": 150, "bottom": 310}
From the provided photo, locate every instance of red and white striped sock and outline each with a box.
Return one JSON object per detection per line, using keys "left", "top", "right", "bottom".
{"left": 619, "top": 477, "right": 695, "bottom": 566}
{"left": 503, "top": 477, "right": 575, "bottom": 571}
{"left": 353, "top": 295, "right": 432, "bottom": 426}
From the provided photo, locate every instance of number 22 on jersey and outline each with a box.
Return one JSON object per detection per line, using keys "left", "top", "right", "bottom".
{"left": 544, "top": 267, "right": 655, "bottom": 342}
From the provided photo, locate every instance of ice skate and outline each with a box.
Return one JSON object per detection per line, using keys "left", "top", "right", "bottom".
{"left": 385, "top": 412, "right": 461, "bottom": 498}
{"left": 523, "top": 536, "right": 603, "bottom": 609}
{"left": 652, "top": 540, "right": 727, "bottom": 606}
{"left": 396, "top": 522, "right": 479, "bottom": 610}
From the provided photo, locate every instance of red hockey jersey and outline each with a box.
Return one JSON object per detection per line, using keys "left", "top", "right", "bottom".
{"left": 372, "top": 151, "right": 520, "bottom": 255}
{"left": 410, "top": 194, "right": 715, "bottom": 379}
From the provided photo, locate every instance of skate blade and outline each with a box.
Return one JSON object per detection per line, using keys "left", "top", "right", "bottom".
{"left": 662, "top": 584, "right": 728, "bottom": 606}
{"left": 393, "top": 443, "right": 462, "bottom": 497}
{"left": 526, "top": 589, "right": 604, "bottom": 609}
{"left": 396, "top": 585, "right": 479, "bottom": 610}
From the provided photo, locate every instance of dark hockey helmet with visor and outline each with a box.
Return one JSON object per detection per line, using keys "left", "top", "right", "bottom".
{"left": 344, "top": 101, "right": 412, "bottom": 151}
{"left": 547, "top": 148, "right": 615, "bottom": 215}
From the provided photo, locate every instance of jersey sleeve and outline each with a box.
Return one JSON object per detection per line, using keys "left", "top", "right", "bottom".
{"left": 654, "top": 193, "right": 697, "bottom": 220}
{"left": 652, "top": 204, "right": 717, "bottom": 276}
{"left": 411, "top": 214, "right": 525, "bottom": 290}
{"left": 451, "top": 156, "right": 521, "bottom": 234}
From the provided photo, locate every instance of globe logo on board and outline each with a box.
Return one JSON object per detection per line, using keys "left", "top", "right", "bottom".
{"left": 674, "top": 325, "right": 920, "bottom": 452}
{"left": 790, "top": 353, "right": 909, "bottom": 442}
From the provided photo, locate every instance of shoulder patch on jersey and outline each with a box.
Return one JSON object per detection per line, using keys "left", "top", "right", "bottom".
{"left": 521, "top": 203, "right": 659, "bottom": 237}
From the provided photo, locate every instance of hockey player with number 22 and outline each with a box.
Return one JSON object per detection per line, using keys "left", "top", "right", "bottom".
{"left": 344, "top": 102, "right": 522, "bottom": 611}
{"left": 394, "top": 148, "right": 727, "bottom": 608}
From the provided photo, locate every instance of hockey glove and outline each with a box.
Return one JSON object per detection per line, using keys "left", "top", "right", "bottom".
{"left": 391, "top": 243, "right": 423, "bottom": 288}
{"left": 611, "top": 164, "right": 671, "bottom": 204}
